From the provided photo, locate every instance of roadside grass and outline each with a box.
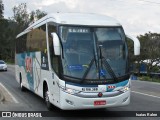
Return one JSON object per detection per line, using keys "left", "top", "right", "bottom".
{"left": 138, "top": 76, "right": 160, "bottom": 83}
{"left": 5, "top": 60, "right": 14, "bottom": 65}
{"left": 6, "top": 62, "right": 15, "bottom": 65}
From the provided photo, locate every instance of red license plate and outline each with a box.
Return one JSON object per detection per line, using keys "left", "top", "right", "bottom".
{"left": 94, "top": 100, "right": 106, "bottom": 106}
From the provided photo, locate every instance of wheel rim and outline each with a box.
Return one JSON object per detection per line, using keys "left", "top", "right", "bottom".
{"left": 45, "top": 90, "right": 49, "bottom": 103}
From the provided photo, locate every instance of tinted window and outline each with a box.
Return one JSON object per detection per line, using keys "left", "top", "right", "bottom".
{"left": 16, "top": 25, "right": 47, "bottom": 53}
{"left": 16, "top": 35, "right": 27, "bottom": 53}
{"left": 26, "top": 25, "right": 47, "bottom": 52}
{"left": 48, "top": 23, "right": 60, "bottom": 74}
{"left": 16, "top": 24, "right": 49, "bottom": 70}
{"left": 0, "top": 61, "right": 5, "bottom": 64}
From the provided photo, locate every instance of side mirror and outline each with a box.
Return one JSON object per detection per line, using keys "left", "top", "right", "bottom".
{"left": 51, "top": 32, "right": 61, "bottom": 56}
{"left": 126, "top": 34, "right": 140, "bottom": 55}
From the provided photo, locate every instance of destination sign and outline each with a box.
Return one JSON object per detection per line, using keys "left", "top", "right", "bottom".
{"left": 68, "top": 28, "right": 90, "bottom": 33}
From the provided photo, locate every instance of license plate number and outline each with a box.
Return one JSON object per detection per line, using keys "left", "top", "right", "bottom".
{"left": 82, "top": 87, "right": 98, "bottom": 92}
{"left": 94, "top": 100, "right": 106, "bottom": 106}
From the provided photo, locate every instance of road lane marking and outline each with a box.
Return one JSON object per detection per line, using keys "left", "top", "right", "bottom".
{"left": 131, "top": 91, "right": 160, "bottom": 99}
{"left": 0, "top": 83, "right": 19, "bottom": 103}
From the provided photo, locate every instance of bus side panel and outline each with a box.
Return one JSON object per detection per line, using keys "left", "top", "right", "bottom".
{"left": 15, "top": 53, "right": 28, "bottom": 88}
{"left": 15, "top": 65, "right": 20, "bottom": 84}
{"left": 15, "top": 52, "right": 43, "bottom": 96}
{"left": 32, "top": 52, "right": 42, "bottom": 95}
{"left": 40, "top": 70, "right": 61, "bottom": 108}
{"left": 49, "top": 73, "right": 61, "bottom": 108}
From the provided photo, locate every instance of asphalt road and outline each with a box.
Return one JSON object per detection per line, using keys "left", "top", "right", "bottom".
{"left": 0, "top": 65, "right": 160, "bottom": 120}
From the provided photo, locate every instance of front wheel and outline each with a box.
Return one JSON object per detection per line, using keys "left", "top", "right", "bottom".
{"left": 44, "top": 86, "right": 53, "bottom": 110}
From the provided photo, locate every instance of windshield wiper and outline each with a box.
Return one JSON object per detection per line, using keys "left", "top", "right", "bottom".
{"left": 98, "top": 45, "right": 107, "bottom": 80}
{"left": 102, "top": 58, "right": 117, "bottom": 81}
{"left": 81, "top": 37, "right": 101, "bottom": 83}
{"left": 81, "top": 57, "right": 95, "bottom": 83}
{"left": 98, "top": 45, "right": 117, "bottom": 81}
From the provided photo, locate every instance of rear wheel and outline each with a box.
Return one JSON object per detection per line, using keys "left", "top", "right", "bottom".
{"left": 44, "top": 85, "right": 53, "bottom": 110}
{"left": 20, "top": 74, "right": 25, "bottom": 91}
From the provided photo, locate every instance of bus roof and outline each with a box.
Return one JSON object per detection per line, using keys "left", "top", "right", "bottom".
{"left": 17, "top": 13, "right": 121, "bottom": 38}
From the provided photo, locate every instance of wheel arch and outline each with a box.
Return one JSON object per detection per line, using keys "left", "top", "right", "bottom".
{"left": 19, "top": 72, "right": 22, "bottom": 84}
{"left": 43, "top": 80, "right": 48, "bottom": 99}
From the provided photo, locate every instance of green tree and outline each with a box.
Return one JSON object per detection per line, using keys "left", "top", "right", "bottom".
{"left": 0, "top": 19, "right": 17, "bottom": 62}
{"left": 12, "top": 3, "right": 47, "bottom": 31}
{"left": 12, "top": 3, "right": 29, "bottom": 31}
{"left": 0, "top": 0, "right": 4, "bottom": 19}
{"left": 35, "top": 9, "right": 47, "bottom": 19}
{"left": 137, "top": 32, "right": 160, "bottom": 74}
{"left": 30, "top": 9, "right": 47, "bottom": 22}
{"left": 0, "top": 3, "right": 47, "bottom": 62}
{"left": 127, "top": 32, "right": 160, "bottom": 75}
{"left": 30, "top": 11, "right": 35, "bottom": 22}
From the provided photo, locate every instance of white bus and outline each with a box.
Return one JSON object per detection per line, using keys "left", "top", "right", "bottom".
{"left": 15, "top": 13, "right": 140, "bottom": 110}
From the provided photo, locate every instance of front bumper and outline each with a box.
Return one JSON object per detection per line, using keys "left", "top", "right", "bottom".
{"left": 0, "top": 66, "right": 7, "bottom": 71}
{"left": 59, "top": 90, "right": 130, "bottom": 110}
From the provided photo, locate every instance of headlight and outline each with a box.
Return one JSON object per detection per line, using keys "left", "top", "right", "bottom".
{"left": 59, "top": 85, "right": 80, "bottom": 95}
{"left": 118, "top": 86, "right": 129, "bottom": 93}
{"left": 65, "top": 88, "right": 80, "bottom": 95}
{"left": 117, "top": 80, "right": 131, "bottom": 93}
{"left": 3, "top": 65, "right": 7, "bottom": 69}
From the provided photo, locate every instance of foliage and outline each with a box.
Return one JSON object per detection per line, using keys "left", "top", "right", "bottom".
{"left": 0, "top": 3, "right": 47, "bottom": 63}
{"left": 0, "top": 19, "right": 17, "bottom": 62}
{"left": 139, "top": 75, "right": 160, "bottom": 83}
{"left": 12, "top": 3, "right": 29, "bottom": 31}
{"left": 29, "top": 9, "right": 47, "bottom": 23}
{"left": 12, "top": 3, "right": 47, "bottom": 31}
{"left": 127, "top": 32, "right": 160, "bottom": 75}
{"left": 0, "top": 0, "right": 4, "bottom": 19}
{"left": 35, "top": 9, "right": 47, "bottom": 20}
{"left": 137, "top": 32, "right": 160, "bottom": 75}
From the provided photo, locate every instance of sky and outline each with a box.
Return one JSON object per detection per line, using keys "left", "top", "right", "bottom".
{"left": 3, "top": 0, "right": 160, "bottom": 37}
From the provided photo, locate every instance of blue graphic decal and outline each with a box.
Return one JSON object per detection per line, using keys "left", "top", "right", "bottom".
{"left": 106, "top": 80, "right": 129, "bottom": 92}
{"left": 68, "top": 65, "right": 83, "bottom": 71}
{"left": 16, "top": 52, "right": 36, "bottom": 91}
{"left": 99, "top": 69, "right": 106, "bottom": 76}
{"left": 116, "top": 80, "right": 129, "bottom": 87}
{"left": 26, "top": 52, "right": 35, "bottom": 91}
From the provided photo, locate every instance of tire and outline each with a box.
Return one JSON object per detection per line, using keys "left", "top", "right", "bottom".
{"left": 20, "top": 74, "right": 25, "bottom": 91}
{"left": 44, "top": 85, "right": 53, "bottom": 110}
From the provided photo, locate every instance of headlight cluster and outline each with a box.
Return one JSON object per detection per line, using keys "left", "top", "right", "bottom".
{"left": 65, "top": 88, "right": 80, "bottom": 95}
{"left": 59, "top": 84, "right": 80, "bottom": 95}
{"left": 3, "top": 65, "right": 7, "bottom": 69}
{"left": 117, "top": 80, "right": 131, "bottom": 93}
{"left": 118, "top": 86, "right": 129, "bottom": 93}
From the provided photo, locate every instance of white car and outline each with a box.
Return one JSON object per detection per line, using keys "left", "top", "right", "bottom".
{"left": 0, "top": 60, "right": 7, "bottom": 71}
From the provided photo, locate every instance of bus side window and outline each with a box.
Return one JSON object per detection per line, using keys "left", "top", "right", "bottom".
{"left": 48, "top": 24, "right": 60, "bottom": 75}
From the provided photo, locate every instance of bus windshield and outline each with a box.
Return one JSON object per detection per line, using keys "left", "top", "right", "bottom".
{"left": 59, "top": 26, "right": 128, "bottom": 83}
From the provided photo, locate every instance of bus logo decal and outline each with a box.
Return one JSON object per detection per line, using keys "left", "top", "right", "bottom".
{"left": 108, "top": 85, "right": 116, "bottom": 89}
{"left": 26, "top": 57, "right": 32, "bottom": 73}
